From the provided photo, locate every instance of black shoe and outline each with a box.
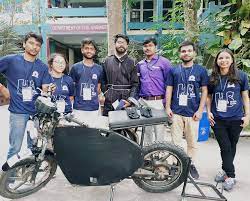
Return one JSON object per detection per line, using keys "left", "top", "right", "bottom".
{"left": 190, "top": 164, "right": 199, "bottom": 179}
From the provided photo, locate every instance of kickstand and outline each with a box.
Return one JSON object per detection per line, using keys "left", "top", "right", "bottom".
{"left": 181, "top": 158, "right": 227, "bottom": 201}
{"left": 109, "top": 183, "right": 116, "bottom": 201}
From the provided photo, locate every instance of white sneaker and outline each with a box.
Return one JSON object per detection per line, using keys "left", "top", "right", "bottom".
{"left": 223, "top": 177, "right": 236, "bottom": 191}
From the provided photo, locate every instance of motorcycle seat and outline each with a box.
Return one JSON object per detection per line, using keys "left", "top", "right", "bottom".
{"left": 108, "top": 108, "right": 168, "bottom": 130}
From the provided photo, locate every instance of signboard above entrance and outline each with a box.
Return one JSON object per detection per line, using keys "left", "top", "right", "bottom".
{"left": 51, "top": 23, "right": 107, "bottom": 34}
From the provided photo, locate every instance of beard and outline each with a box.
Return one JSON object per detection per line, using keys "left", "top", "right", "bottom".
{"left": 181, "top": 57, "right": 193, "bottom": 63}
{"left": 26, "top": 49, "right": 39, "bottom": 57}
{"left": 83, "top": 52, "right": 95, "bottom": 59}
{"left": 116, "top": 46, "right": 126, "bottom": 54}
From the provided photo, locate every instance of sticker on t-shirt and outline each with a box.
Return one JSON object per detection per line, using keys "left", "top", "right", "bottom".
{"left": 83, "top": 87, "right": 92, "bottom": 100}
{"left": 179, "top": 94, "right": 188, "bottom": 106}
{"left": 217, "top": 99, "right": 227, "bottom": 112}
{"left": 92, "top": 74, "right": 97, "bottom": 80}
{"left": 22, "top": 87, "right": 33, "bottom": 102}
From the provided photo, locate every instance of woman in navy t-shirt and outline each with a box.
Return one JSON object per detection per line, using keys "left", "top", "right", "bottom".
{"left": 207, "top": 48, "right": 249, "bottom": 191}
{"left": 48, "top": 53, "right": 74, "bottom": 113}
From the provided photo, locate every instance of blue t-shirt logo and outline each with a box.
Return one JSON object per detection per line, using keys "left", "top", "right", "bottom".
{"left": 215, "top": 91, "right": 236, "bottom": 108}
{"left": 17, "top": 79, "right": 36, "bottom": 96}
{"left": 177, "top": 84, "right": 196, "bottom": 99}
{"left": 32, "top": 71, "right": 39, "bottom": 78}
{"left": 227, "top": 83, "right": 235, "bottom": 88}
{"left": 62, "top": 85, "right": 68, "bottom": 91}
{"left": 189, "top": 75, "right": 195, "bottom": 81}
{"left": 92, "top": 74, "right": 97, "bottom": 79}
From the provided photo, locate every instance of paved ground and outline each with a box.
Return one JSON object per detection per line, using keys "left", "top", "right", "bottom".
{"left": 0, "top": 105, "right": 250, "bottom": 201}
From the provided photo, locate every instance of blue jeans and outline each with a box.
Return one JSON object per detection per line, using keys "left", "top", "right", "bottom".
{"left": 7, "top": 113, "right": 31, "bottom": 159}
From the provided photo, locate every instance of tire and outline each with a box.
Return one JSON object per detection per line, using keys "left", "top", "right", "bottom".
{"left": 0, "top": 155, "right": 57, "bottom": 199}
{"left": 133, "top": 142, "right": 189, "bottom": 193}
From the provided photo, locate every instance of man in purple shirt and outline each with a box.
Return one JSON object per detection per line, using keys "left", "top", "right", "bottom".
{"left": 137, "top": 37, "right": 172, "bottom": 144}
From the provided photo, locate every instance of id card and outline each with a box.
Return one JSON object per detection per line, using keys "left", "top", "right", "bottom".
{"left": 83, "top": 87, "right": 92, "bottom": 100}
{"left": 217, "top": 99, "right": 227, "bottom": 112}
{"left": 22, "top": 87, "right": 33, "bottom": 102}
{"left": 179, "top": 94, "right": 188, "bottom": 106}
{"left": 56, "top": 99, "right": 66, "bottom": 113}
{"left": 112, "top": 99, "right": 119, "bottom": 109}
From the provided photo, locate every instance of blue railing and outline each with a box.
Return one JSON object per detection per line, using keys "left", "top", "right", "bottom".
{"left": 127, "top": 22, "right": 183, "bottom": 30}
{"left": 46, "top": 7, "right": 106, "bottom": 17}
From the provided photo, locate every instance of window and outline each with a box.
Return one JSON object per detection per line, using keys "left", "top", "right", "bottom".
{"left": 131, "top": 11, "right": 140, "bottom": 22}
{"left": 143, "top": 10, "right": 153, "bottom": 22}
{"left": 203, "top": 0, "right": 229, "bottom": 9}
{"left": 130, "top": 0, "right": 154, "bottom": 23}
{"left": 163, "top": 0, "right": 173, "bottom": 20}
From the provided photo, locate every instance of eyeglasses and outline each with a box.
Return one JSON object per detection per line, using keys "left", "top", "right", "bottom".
{"left": 53, "top": 60, "right": 66, "bottom": 66}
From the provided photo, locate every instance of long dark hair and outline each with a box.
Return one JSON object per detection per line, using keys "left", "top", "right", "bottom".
{"left": 210, "top": 48, "right": 239, "bottom": 86}
{"left": 48, "top": 53, "right": 69, "bottom": 74}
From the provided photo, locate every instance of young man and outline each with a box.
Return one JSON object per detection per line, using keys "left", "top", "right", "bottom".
{"left": 70, "top": 39, "right": 103, "bottom": 125}
{"left": 137, "top": 37, "right": 172, "bottom": 144}
{"left": 166, "top": 41, "right": 209, "bottom": 179}
{"left": 0, "top": 32, "right": 52, "bottom": 159}
{"left": 101, "top": 34, "right": 138, "bottom": 116}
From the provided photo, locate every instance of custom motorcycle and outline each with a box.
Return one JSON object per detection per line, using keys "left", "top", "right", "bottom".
{"left": 0, "top": 94, "right": 189, "bottom": 199}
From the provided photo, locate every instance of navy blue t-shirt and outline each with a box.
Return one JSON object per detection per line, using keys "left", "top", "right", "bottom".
{"left": 166, "top": 64, "right": 209, "bottom": 117}
{"left": 51, "top": 74, "right": 74, "bottom": 113}
{"left": 208, "top": 71, "right": 249, "bottom": 120}
{"left": 69, "top": 62, "right": 103, "bottom": 111}
{"left": 0, "top": 54, "right": 51, "bottom": 114}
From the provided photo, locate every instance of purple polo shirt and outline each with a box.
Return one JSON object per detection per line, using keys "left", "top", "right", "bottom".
{"left": 137, "top": 55, "right": 172, "bottom": 97}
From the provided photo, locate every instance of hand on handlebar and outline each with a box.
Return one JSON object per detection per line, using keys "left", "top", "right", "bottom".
{"left": 38, "top": 83, "right": 56, "bottom": 97}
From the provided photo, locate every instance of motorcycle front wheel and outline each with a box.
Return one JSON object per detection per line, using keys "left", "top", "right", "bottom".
{"left": 0, "top": 155, "right": 57, "bottom": 199}
{"left": 133, "top": 142, "right": 189, "bottom": 193}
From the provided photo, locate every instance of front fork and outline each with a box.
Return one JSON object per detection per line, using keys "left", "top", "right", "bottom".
{"left": 37, "top": 137, "right": 48, "bottom": 161}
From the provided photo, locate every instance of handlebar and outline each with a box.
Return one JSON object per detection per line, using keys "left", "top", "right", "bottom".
{"left": 64, "top": 114, "right": 88, "bottom": 127}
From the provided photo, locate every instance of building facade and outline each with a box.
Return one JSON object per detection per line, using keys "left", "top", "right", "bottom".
{"left": 0, "top": 0, "right": 228, "bottom": 64}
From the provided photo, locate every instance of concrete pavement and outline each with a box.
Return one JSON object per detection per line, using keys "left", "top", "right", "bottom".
{"left": 0, "top": 105, "right": 249, "bottom": 201}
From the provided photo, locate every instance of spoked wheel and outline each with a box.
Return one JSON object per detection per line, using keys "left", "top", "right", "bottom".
{"left": 132, "top": 142, "right": 189, "bottom": 193}
{"left": 0, "top": 155, "right": 57, "bottom": 199}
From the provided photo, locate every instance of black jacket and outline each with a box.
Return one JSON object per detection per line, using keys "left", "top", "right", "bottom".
{"left": 102, "top": 54, "right": 139, "bottom": 104}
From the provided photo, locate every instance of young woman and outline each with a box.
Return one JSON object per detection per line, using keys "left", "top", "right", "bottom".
{"left": 48, "top": 53, "right": 74, "bottom": 114}
{"left": 207, "top": 48, "right": 249, "bottom": 191}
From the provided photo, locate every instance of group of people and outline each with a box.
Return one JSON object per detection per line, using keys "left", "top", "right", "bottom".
{"left": 0, "top": 31, "right": 249, "bottom": 192}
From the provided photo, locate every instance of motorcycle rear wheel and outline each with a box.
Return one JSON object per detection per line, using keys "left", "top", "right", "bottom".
{"left": 133, "top": 142, "right": 189, "bottom": 193}
{"left": 0, "top": 155, "right": 57, "bottom": 199}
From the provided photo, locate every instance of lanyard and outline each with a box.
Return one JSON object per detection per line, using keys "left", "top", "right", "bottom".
{"left": 82, "top": 64, "right": 94, "bottom": 84}
{"left": 51, "top": 75, "right": 66, "bottom": 101}
{"left": 219, "top": 76, "right": 228, "bottom": 92}
{"left": 23, "top": 55, "right": 35, "bottom": 82}
{"left": 179, "top": 65, "right": 193, "bottom": 93}
{"left": 52, "top": 75, "right": 64, "bottom": 89}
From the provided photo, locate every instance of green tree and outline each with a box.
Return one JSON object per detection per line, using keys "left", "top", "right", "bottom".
{"left": 200, "top": 0, "right": 250, "bottom": 71}
{"left": 0, "top": 20, "right": 22, "bottom": 85}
